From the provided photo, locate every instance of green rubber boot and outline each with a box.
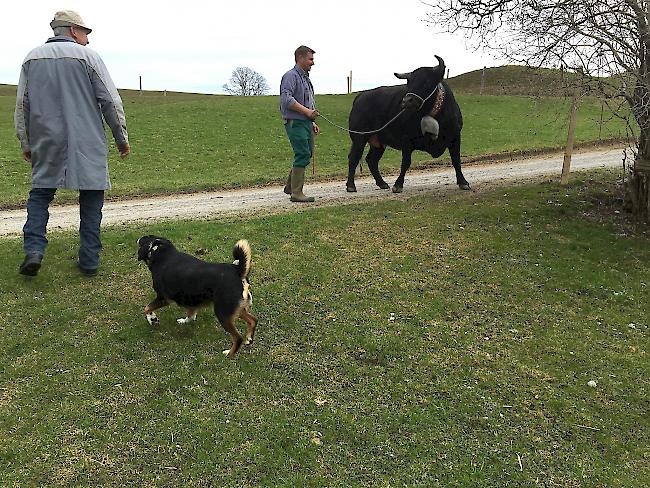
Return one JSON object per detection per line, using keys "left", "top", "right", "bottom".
{"left": 290, "top": 167, "right": 315, "bottom": 203}
{"left": 283, "top": 169, "right": 292, "bottom": 195}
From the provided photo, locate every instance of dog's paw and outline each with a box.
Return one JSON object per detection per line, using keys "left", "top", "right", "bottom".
{"left": 222, "top": 349, "right": 231, "bottom": 356}
{"left": 244, "top": 337, "right": 253, "bottom": 346}
{"left": 146, "top": 312, "right": 159, "bottom": 326}
{"left": 177, "top": 313, "right": 197, "bottom": 325}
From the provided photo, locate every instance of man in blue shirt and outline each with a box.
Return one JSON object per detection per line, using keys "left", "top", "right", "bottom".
{"left": 279, "top": 45, "right": 320, "bottom": 202}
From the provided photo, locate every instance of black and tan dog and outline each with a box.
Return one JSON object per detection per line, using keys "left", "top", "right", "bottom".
{"left": 137, "top": 235, "right": 257, "bottom": 358}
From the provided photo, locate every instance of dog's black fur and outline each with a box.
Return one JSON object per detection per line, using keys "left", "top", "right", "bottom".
{"left": 137, "top": 235, "right": 257, "bottom": 358}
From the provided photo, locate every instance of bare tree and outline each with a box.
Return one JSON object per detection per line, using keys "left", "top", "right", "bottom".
{"left": 222, "top": 67, "right": 270, "bottom": 96}
{"left": 426, "top": 0, "right": 650, "bottom": 219}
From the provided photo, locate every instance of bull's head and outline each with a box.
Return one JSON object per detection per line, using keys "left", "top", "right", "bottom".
{"left": 395, "top": 55, "right": 446, "bottom": 112}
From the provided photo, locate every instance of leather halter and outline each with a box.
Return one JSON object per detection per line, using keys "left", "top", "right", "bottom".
{"left": 428, "top": 83, "right": 445, "bottom": 118}
{"left": 368, "top": 83, "right": 445, "bottom": 149}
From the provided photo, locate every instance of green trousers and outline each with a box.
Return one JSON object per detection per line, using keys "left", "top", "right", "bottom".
{"left": 285, "top": 119, "right": 313, "bottom": 168}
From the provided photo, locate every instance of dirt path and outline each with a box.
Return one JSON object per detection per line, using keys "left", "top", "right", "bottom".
{"left": 0, "top": 147, "right": 626, "bottom": 236}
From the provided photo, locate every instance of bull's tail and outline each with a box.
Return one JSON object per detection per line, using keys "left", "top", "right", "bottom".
{"left": 233, "top": 239, "right": 252, "bottom": 279}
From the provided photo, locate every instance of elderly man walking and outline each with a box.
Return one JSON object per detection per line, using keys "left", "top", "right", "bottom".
{"left": 15, "top": 10, "right": 129, "bottom": 277}
{"left": 280, "top": 45, "right": 320, "bottom": 203}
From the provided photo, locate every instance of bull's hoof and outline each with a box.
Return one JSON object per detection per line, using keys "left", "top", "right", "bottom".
{"left": 392, "top": 185, "right": 403, "bottom": 193}
{"left": 346, "top": 184, "right": 357, "bottom": 193}
{"left": 377, "top": 181, "right": 390, "bottom": 190}
{"left": 458, "top": 182, "right": 471, "bottom": 191}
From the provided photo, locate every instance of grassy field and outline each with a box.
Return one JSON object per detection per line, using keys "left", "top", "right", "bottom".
{"left": 0, "top": 83, "right": 628, "bottom": 209}
{"left": 0, "top": 170, "right": 648, "bottom": 486}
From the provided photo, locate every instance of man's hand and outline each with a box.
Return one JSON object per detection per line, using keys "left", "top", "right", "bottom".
{"left": 289, "top": 101, "right": 319, "bottom": 120}
{"left": 306, "top": 109, "right": 320, "bottom": 121}
{"left": 22, "top": 151, "right": 32, "bottom": 163}
{"left": 117, "top": 142, "right": 130, "bottom": 159}
{"left": 312, "top": 123, "right": 320, "bottom": 135}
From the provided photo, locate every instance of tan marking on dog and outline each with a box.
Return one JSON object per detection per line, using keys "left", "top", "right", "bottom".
{"left": 234, "top": 239, "right": 252, "bottom": 278}
{"left": 242, "top": 280, "right": 250, "bottom": 301}
{"left": 221, "top": 315, "right": 244, "bottom": 358}
{"left": 240, "top": 308, "right": 258, "bottom": 346}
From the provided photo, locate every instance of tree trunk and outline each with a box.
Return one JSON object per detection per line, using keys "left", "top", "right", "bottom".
{"left": 626, "top": 104, "right": 649, "bottom": 219}
{"left": 626, "top": 128, "right": 650, "bottom": 220}
{"left": 628, "top": 159, "right": 650, "bottom": 222}
{"left": 626, "top": 73, "right": 650, "bottom": 221}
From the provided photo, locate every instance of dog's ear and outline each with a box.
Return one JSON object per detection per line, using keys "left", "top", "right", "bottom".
{"left": 137, "top": 242, "right": 149, "bottom": 261}
{"left": 137, "top": 236, "right": 151, "bottom": 261}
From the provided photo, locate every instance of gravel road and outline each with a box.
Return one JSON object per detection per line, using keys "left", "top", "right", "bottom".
{"left": 0, "top": 147, "right": 627, "bottom": 236}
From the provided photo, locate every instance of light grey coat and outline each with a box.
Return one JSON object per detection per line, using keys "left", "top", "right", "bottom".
{"left": 14, "top": 36, "right": 128, "bottom": 190}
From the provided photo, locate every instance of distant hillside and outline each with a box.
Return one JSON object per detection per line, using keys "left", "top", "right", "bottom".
{"left": 2, "top": 66, "right": 616, "bottom": 98}
{"left": 448, "top": 65, "right": 584, "bottom": 97}
{"left": 0, "top": 84, "right": 216, "bottom": 99}
{"left": 0, "top": 84, "right": 16, "bottom": 96}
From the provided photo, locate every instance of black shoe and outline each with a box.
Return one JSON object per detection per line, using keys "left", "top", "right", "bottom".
{"left": 19, "top": 253, "right": 43, "bottom": 276}
{"left": 77, "top": 263, "right": 98, "bottom": 277}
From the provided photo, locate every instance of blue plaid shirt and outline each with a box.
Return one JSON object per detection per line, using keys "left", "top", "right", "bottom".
{"left": 279, "top": 65, "right": 315, "bottom": 121}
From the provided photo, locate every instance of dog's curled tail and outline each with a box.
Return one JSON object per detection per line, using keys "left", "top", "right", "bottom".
{"left": 233, "top": 239, "right": 252, "bottom": 279}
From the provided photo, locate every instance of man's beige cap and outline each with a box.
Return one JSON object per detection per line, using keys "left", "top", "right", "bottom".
{"left": 50, "top": 10, "right": 92, "bottom": 33}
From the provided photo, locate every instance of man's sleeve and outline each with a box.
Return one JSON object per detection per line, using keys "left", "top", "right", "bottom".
{"left": 280, "top": 72, "right": 298, "bottom": 113}
{"left": 89, "top": 56, "right": 128, "bottom": 145}
{"left": 14, "top": 63, "right": 30, "bottom": 152}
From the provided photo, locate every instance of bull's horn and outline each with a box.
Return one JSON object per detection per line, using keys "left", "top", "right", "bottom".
{"left": 394, "top": 71, "right": 411, "bottom": 80}
{"left": 435, "top": 55, "right": 446, "bottom": 72}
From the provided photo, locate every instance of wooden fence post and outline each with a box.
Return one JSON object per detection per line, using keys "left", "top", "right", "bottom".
{"left": 480, "top": 66, "right": 486, "bottom": 95}
{"left": 560, "top": 89, "right": 579, "bottom": 185}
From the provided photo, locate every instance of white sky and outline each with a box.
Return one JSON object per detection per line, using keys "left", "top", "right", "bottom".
{"left": 1, "top": 0, "right": 502, "bottom": 94}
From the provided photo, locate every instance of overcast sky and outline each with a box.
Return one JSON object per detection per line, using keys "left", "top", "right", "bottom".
{"left": 1, "top": 0, "right": 502, "bottom": 94}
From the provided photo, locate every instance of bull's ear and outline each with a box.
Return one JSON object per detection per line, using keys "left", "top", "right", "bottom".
{"left": 394, "top": 71, "right": 411, "bottom": 80}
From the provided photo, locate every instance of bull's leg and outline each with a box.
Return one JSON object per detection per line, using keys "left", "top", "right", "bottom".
{"left": 392, "top": 149, "right": 413, "bottom": 193}
{"left": 365, "top": 146, "right": 389, "bottom": 190}
{"left": 449, "top": 137, "right": 470, "bottom": 190}
{"left": 346, "top": 137, "right": 366, "bottom": 192}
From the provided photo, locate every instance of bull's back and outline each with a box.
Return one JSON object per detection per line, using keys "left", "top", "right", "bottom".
{"left": 349, "top": 85, "right": 405, "bottom": 133}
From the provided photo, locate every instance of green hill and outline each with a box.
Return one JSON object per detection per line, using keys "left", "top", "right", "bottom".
{"left": 448, "top": 65, "right": 583, "bottom": 97}
{"left": 0, "top": 65, "right": 612, "bottom": 98}
{"left": 0, "top": 84, "right": 16, "bottom": 97}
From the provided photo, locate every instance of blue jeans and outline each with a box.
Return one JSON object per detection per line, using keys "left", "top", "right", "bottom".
{"left": 23, "top": 188, "right": 104, "bottom": 269}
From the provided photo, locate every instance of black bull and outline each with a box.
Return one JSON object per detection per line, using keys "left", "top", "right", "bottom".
{"left": 345, "top": 56, "right": 470, "bottom": 193}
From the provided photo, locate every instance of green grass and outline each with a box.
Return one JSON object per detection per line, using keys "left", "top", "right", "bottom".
{"left": 0, "top": 86, "right": 627, "bottom": 209}
{"left": 1, "top": 170, "right": 648, "bottom": 486}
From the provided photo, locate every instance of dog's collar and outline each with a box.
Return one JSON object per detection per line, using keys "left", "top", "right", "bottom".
{"left": 146, "top": 241, "right": 161, "bottom": 265}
